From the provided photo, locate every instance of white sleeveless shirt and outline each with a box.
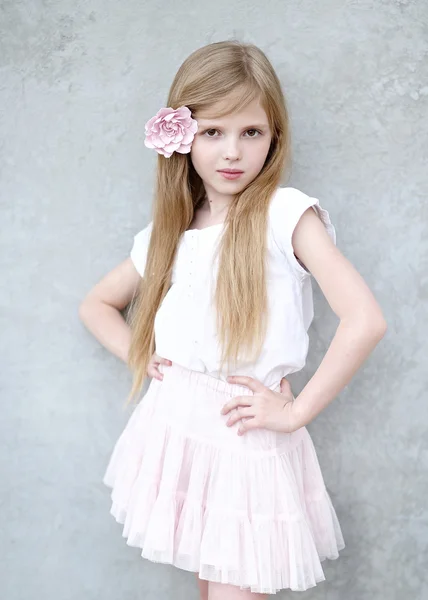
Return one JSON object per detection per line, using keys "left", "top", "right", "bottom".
{"left": 130, "top": 186, "right": 336, "bottom": 389}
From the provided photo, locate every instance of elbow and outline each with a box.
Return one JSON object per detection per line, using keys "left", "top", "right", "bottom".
{"left": 78, "top": 297, "right": 93, "bottom": 324}
{"left": 342, "top": 311, "right": 388, "bottom": 341}
{"left": 369, "top": 307, "right": 388, "bottom": 339}
{"left": 371, "top": 316, "right": 388, "bottom": 341}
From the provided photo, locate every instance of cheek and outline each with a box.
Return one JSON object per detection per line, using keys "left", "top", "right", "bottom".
{"left": 248, "top": 142, "right": 271, "bottom": 170}
{"left": 190, "top": 141, "right": 216, "bottom": 171}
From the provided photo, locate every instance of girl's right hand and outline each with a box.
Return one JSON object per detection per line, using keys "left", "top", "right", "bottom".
{"left": 147, "top": 352, "right": 172, "bottom": 381}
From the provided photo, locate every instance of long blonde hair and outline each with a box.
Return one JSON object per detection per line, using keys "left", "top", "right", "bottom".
{"left": 126, "top": 40, "right": 291, "bottom": 403}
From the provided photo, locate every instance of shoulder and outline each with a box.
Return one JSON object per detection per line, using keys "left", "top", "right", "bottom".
{"left": 133, "top": 220, "right": 153, "bottom": 243}
{"left": 130, "top": 220, "right": 153, "bottom": 276}
{"left": 269, "top": 186, "right": 322, "bottom": 221}
{"left": 269, "top": 185, "right": 310, "bottom": 209}
{"left": 268, "top": 186, "right": 336, "bottom": 243}
{"left": 267, "top": 186, "right": 337, "bottom": 276}
{"left": 268, "top": 187, "right": 311, "bottom": 238}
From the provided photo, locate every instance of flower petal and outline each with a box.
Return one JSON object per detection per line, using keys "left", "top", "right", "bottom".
{"left": 182, "top": 129, "right": 195, "bottom": 145}
{"left": 175, "top": 144, "right": 192, "bottom": 154}
{"left": 159, "top": 131, "right": 173, "bottom": 144}
{"left": 163, "top": 141, "right": 181, "bottom": 152}
{"left": 144, "top": 106, "right": 198, "bottom": 157}
{"left": 151, "top": 134, "right": 165, "bottom": 148}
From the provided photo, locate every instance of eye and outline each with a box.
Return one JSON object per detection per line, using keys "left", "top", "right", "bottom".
{"left": 202, "top": 128, "right": 263, "bottom": 138}
{"left": 244, "top": 129, "right": 262, "bottom": 137}
{"left": 203, "top": 129, "right": 220, "bottom": 137}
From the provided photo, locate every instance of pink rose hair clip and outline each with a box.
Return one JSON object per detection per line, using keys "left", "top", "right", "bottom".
{"left": 144, "top": 105, "right": 198, "bottom": 158}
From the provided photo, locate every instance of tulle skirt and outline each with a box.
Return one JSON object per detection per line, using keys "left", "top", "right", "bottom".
{"left": 103, "top": 361, "right": 345, "bottom": 595}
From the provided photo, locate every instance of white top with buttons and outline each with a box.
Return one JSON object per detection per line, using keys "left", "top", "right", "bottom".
{"left": 130, "top": 186, "right": 337, "bottom": 388}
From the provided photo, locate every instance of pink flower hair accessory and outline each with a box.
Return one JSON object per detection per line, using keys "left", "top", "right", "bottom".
{"left": 144, "top": 105, "right": 198, "bottom": 158}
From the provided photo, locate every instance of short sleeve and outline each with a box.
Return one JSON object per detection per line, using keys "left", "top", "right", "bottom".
{"left": 269, "top": 187, "right": 337, "bottom": 278}
{"left": 130, "top": 220, "right": 153, "bottom": 277}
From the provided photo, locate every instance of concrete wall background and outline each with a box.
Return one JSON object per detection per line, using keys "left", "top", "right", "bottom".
{"left": 1, "top": 1, "right": 427, "bottom": 599}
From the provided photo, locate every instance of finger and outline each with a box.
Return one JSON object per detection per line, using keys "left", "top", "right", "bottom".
{"left": 158, "top": 357, "right": 172, "bottom": 366}
{"left": 147, "top": 365, "right": 163, "bottom": 381}
{"left": 280, "top": 377, "right": 291, "bottom": 393}
{"left": 237, "top": 417, "right": 260, "bottom": 436}
{"left": 225, "top": 406, "right": 256, "bottom": 427}
{"left": 280, "top": 378, "right": 295, "bottom": 401}
{"left": 148, "top": 369, "right": 163, "bottom": 381}
{"left": 226, "top": 375, "right": 266, "bottom": 394}
{"left": 220, "top": 395, "right": 253, "bottom": 415}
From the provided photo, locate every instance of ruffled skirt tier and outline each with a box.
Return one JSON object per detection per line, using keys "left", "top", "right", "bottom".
{"left": 103, "top": 362, "right": 345, "bottom": 595}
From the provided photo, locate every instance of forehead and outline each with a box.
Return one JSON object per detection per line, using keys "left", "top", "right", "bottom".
{"left": 195, "top": 96, "right": 268, "bottom": 125}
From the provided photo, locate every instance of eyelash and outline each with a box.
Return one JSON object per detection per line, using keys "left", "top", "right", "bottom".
{"left": 202, "top": 128, "right": 263, "bottom": 138}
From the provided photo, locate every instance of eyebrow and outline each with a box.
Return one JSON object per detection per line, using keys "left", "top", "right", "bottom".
{"left": 197, "top": 122, "right": 269, "bottom": 129}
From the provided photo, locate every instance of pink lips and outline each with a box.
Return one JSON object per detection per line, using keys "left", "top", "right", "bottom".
{"left": 218, "top": 169, "right": 244, "bottom": 180}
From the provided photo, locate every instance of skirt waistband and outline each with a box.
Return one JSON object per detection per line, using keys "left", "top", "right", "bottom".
{"left": 158, "top": 361, "right": 282, "bottom": 397}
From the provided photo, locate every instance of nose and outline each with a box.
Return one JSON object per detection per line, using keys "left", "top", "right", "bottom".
{"left": 222, "top": 136, "right": 242, "bottom": 161}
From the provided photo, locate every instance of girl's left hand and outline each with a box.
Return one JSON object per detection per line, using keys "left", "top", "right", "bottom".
{"left": 220, "top": 375, "right": 301, "bottom": 435}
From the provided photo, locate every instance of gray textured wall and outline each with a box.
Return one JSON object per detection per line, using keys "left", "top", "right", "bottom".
{"left": 1, "top": 1, "right": 427, "bottom": 599}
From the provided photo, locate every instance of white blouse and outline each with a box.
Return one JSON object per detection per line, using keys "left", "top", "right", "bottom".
{"left": 130, "top": 186, "right": 336, "bottom": 389}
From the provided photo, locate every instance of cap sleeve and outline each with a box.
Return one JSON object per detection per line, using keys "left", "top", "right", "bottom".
{"left": 269, "top": 187, "right": 337, "bottom": 278}
{"left": 130, "top": 220, "right": 153, "bottom": 276}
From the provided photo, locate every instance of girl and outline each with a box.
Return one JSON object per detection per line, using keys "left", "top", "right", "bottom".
{"left": 79, "top": 40, "right": 387, "bottom": 598}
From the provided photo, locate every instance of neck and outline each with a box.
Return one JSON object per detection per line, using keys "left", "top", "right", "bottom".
{"left": 199, "top": 189, "right": 233, "bottom": 218}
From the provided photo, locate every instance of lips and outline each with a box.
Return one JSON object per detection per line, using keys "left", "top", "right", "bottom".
{"left": 217, "top": 169, "right": 244, "bottom": 174}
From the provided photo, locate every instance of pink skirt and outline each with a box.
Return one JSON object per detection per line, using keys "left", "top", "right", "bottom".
{"left": 103, "top": 361, "right": 345, "bottom": 595}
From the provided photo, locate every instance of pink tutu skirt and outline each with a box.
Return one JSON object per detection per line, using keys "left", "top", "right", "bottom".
{"left": 103, "top": 361, "right": 345, "bottom": 595}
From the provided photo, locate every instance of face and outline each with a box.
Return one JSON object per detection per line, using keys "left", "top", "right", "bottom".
{"left": 190, "top": 96, "right": 272, "bottom": 203}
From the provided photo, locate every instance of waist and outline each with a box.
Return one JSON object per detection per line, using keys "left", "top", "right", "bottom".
{"left": 158, "top": 361, "right": 283, "bottom": 395}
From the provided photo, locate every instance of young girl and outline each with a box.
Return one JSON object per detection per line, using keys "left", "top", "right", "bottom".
{"left": 79, "top": 40, "right": 387, "bottom": 598}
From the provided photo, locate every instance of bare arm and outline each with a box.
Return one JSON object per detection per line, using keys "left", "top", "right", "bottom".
{"left": 78, "top": 258, "right": 141, "bottom": 364}
{"left": 290, "top": 207, "right": 387, "bottom": 428}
